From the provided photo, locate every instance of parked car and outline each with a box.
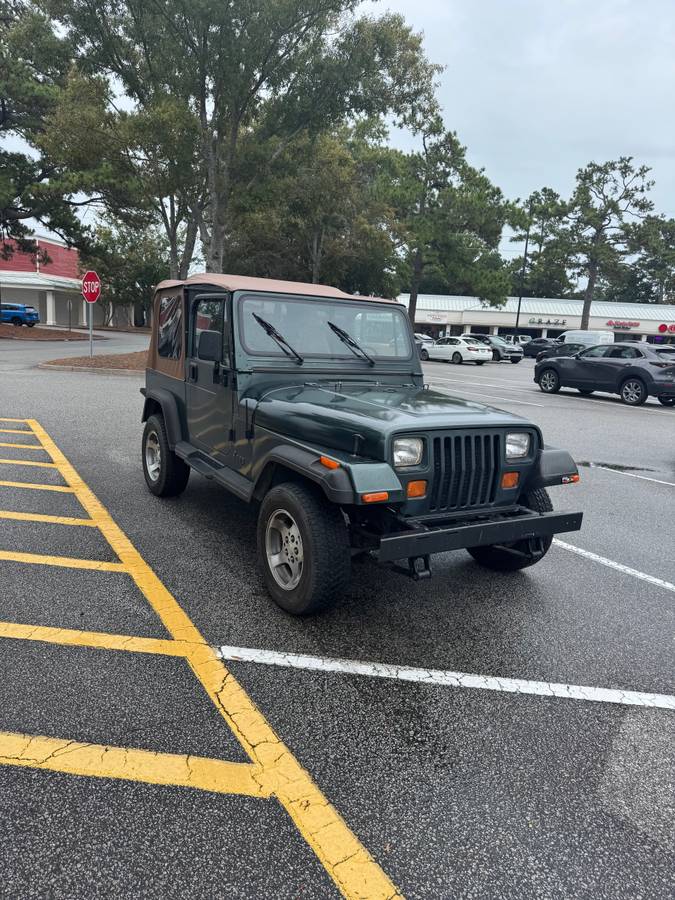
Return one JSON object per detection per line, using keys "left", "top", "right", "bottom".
{"left": 535, "top": 341, "right": 586, "bottom": 362}
{"left": 523, "top": 337, "right": 557, "bottom": 358}
{"left": 535, "top": 342, "right": 675, "bottom": 406}
{"left": 460, "top": 333, "right": 523, "bottom": 363}
{"left": 557, "top": 330, "right": 614, "bottom": 347}
{"left": 421, "top": 336, "right": 492, "bottom": 365}
{"left": 414, "top": 332, "right": 434, "bottom": 345}
{"left": 0, "top": 302, "right": 40, "bottom": 327}
{"left": 141, "top": 272, "right": 582, "bottom": 614}
{"left": 503, "top": 334, "right": 532, "bottom": 347}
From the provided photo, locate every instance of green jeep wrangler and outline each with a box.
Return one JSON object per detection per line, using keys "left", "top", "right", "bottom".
{"left": 141, "top": 274, "right": 582, "bottom": 615}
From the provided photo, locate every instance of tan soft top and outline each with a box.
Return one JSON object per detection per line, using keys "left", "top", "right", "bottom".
{"left": 154, "top": 272, "right": 395, "bottom": 303}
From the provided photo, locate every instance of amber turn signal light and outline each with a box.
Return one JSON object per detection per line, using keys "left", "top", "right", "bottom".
{"left": 319, "top": 456, "right": 340, "bottom": 470}
{"left": 561, "top": 473, "right": 580, "bottom": 484}
{"left": 501, "top": 472, "right": 519, "bottom": 489}
{"left": 406, "top": 480, "right": 427, "bottom": 499}
{"left": 362, "top": 491, "right": 389, "bottom": 503}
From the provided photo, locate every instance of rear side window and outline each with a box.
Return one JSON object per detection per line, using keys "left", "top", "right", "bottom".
{"left": 655, "top": 348, "right": 675, "bottom": 360}
{"left": 157, "top": 296, "right": 183, "bottom": 359}
{"left": 609, "top": 346, "right": 642, "bottom": 359}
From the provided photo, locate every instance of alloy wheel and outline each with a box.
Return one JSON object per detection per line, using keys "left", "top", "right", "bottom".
{"left": 265, "top": 509, "right": 304, "bottom": 590}
{"left": 144, "top": 430, "right": 161, "bottom": 482}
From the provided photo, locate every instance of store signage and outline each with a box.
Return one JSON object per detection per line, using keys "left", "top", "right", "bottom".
{"left": 658, "top": 323, "right": 675, "bottom": 333}
{"left": 528, "top": 318, "right": 567, "bottom": 326}
{"left": 606, "top": 319, "right": 640, "bottom": 329}
{"left": 426, "top": 313, "right": 447, "bottom": 323}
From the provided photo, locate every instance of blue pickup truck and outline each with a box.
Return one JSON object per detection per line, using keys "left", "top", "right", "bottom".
{"left": 0, "top": 302, "right": 40, "bottom": 326}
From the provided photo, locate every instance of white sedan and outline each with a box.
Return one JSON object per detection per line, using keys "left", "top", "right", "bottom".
{"left": 420, "top": 337, "right": 492, "bottom": 365}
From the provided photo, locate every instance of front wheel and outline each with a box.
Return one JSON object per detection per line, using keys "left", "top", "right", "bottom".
{"left": 452, "top": 352, "right": 462, "bottom": 365}
{"left": 538, "top": 368, "right": 560, "bottom": 393}
{"left": 257, "top": 482, "right": 350, "bottom": 615}
{"left": 467, "top": 489, "right": 553, "bottom": 571}
{"left": 620, "top": 378, "right": 647, "bottom": 406}
{"left": 142, "top": 414, "right": 190, "bottom": 497}
{"left": 27, "top": 322, "right": 36, "bottom": 327}
{"left": 420, "top": 348, "right": 429, "bottom": 361}
{"left": 657, "top": 397, "right": 675, "bottom": 407}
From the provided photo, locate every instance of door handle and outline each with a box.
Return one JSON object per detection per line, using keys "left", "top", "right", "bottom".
{"left": 189, "top": 362, "right": 198, "bottom": 381}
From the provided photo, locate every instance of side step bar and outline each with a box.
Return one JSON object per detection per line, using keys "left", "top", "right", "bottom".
{"left": 174, "top": 441, "right": 254, "bottom": 502}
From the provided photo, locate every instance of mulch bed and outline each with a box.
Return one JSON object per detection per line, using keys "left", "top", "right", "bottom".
{"left": 0, "top": 324, "right": 96, "bottom": 341}
{"left": 45, "top": 350, "right": 148, "bottom": 370}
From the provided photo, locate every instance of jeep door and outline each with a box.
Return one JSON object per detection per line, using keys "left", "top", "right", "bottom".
{"left": 187, "top": 294, "right": 234, "bottom": 462}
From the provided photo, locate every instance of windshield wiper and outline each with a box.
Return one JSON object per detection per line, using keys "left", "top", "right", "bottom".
{"left": 327, "top": 321, "right": 375, "bottom": 366}
{"left": 252, "top": 313, "right": 304, "bottom": 364}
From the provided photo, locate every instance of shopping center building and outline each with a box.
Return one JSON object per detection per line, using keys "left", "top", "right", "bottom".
{"left": 399, "top": 293, "right": 675, "bottom": 343}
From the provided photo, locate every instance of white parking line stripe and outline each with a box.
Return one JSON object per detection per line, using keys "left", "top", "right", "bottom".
{"left": 553, "top": 539, "right": 675, "bottom": 594}
{"left": 589, "top": 466, "right": 675, "bottom": 488}
{"left": 216, "top": 645, "right": 675, "bottom": 711}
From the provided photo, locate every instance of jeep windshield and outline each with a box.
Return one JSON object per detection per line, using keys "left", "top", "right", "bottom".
{"left": 239, "top": 294, "right": 412, "bottom": 361}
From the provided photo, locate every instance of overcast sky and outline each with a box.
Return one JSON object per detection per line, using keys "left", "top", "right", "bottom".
{"left": 374, "top": 0, "right": 675, "bottom": 253}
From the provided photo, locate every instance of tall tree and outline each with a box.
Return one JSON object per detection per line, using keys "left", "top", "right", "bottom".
{"left": 48, "top": 0, "right": 440, "bottom": 273}
{"left": 556, "top": 158, "right": 654, "bottom": 328}
{"left": 509, "top": 189, "right": 574, "bottom": 298}
{"left": 389, "top": 124, "right": 511, "bottom": 324}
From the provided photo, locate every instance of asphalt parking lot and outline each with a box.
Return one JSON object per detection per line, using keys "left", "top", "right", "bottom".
{"left": 0, "top": 338, "right": 673, "bottom": 899}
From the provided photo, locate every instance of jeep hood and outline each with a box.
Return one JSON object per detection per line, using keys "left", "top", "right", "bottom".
{"left": 252, "top": 382, "right": 528, "bottom": 458}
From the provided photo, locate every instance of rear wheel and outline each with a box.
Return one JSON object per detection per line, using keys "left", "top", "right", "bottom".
{"left": 538, "top": 368, "right": 560, "bottom": 393}
{"left": 420, "top": 348, "right": 429, "bottom": 361}
{"left": 257, "top": 482, "right": 350, "bottom": 615}
{"left": 658, "top": 397, "right": 675, "bottom": 407}
{"left": 467, "top": 488, "right": 553, "bottom": 571}
{"left": 142, "top": 414, "right": 190, "bottom": 497}
{"left": 11, "top": 317, "right": 22, "bottom": 326}
{"left": 452, "top": 352, "right": 462, "bottom": 365}
{"left": 619, "top": 377, "right": 647, "bottom": 406}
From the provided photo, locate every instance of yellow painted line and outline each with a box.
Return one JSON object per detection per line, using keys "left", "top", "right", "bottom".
{"left": 0, "top": 730, "right": 269, "bottom": 798}
{"left": 0, "top": 480, "right": 74, "bottom": 493}
{"left": 0, "top": 458, "right": 57, "bottom": 468}
{"left": 0, "top": 620, "right": 189, "bottom": 657}
{"left": 0, "top": 418, "right": 29, "bottom": 423}
{"left": 0, "top": 441, "right": 46, "bottom": 450}
{"left": 31, "top": 418, "right": 402, "bottom": 900}
{"left": 0, "top": 428, "right": 34, "bottom": 435}
{"left": 0, "top": 509, "right": 95, "bottom": 527}
{"left": 0, "top": 550, "right": 125, "bottom": 573}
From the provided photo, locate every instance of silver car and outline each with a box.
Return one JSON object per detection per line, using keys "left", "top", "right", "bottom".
{"left": 461, "top": 334, "right": 524, "bottom": 363}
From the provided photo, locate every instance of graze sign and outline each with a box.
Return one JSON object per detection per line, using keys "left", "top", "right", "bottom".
{"left": 606, "top": 319, "right": 639, "bottom": 329}
{"left": 528, "top": 317, "right": 567, "bottom": 326}
{"left": 658, "top": 323, "right": 675, "bottom": 334}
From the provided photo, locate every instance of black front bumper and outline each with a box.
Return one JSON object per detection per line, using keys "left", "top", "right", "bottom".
{"left": 377, "top": 508, "right": 583, "bottom": 562}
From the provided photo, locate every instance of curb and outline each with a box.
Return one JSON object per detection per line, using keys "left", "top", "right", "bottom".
{"left": 38, "top": 363, "right": 144, "bottom": 377}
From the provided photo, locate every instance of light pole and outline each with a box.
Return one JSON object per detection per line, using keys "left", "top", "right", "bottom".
{"left": 514, "top": 201, "right": 533, "bottom": 335}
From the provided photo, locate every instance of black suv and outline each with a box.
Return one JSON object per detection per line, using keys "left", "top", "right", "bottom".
{"left": 141, "top": 274, "right": 582, "bottom": 614}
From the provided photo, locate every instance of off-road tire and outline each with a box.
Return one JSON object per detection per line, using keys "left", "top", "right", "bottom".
{"left": 658, "top": 396, "right": 675, "bottom": 406}
{"left": 578, "top": 389, "right": 594, "bottom": 395}
{"left": 538, "top": 368, "right": 560, "bottom": 393}
{"left": 619, "top": 377, "right": 648, "bottom": 406}
{"left": 452, "top": 352, "right": 462, "bottom": 365}
{"left": 467, "top": 488, "right": 553, "bottom": 572}
{"left": 142, "top": 414, "right": 190, "bottom": 497}
{"left": 420, "top": 348, "right": 429, "bottom": 361}
{"left": 257, "top": 482, "right": 350, "bottom": 615}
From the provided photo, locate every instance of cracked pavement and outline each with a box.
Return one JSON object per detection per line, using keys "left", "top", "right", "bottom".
{"left": 0, "top": 347, "right": 673, "bottom": 898}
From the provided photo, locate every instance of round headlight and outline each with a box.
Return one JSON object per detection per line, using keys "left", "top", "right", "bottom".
{"left": 506, "top": 432, "right": 531, "bottom": 459}
{"left": 393, "top": 437, "right": 423, "bottom": 467}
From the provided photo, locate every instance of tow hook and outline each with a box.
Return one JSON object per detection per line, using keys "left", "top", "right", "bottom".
{"left": 393, "top": 554, "right": 432, "bottom": 581}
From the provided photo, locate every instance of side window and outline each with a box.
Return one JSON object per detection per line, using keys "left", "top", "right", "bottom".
{"left": 609, "top": 346, "right": 641, "bottom": 359}
{"left": 157, "top": 296, "right": 183, "bottom": 359}
{"left": 193, "top": 297, "right": 230, "bottom": 366}
{"left": 447, "top": 338, "right": 457, "bottom": 345}
{"left": 581, "top": 346, "right": 610, "bottom": 359}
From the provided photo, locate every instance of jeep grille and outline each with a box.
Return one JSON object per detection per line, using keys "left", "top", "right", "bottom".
{"left": 428, "top": 433, "right": 501, "bottom": 511}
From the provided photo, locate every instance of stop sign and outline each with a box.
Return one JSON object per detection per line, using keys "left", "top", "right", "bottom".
{"left": 81, "top": 270, "right": 101, "bottom": 303}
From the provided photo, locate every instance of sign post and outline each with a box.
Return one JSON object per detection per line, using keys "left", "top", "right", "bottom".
{"left": 81, "top": 270, "right": 101, "bottom": 358}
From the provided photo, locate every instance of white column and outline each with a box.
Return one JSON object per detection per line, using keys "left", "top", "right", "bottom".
{"left": 45, "top": 291, "right": 56, "bottom": 326}
{"left": 541, "top": 328, "right": 548, "bottom": 337}
{"left": 489, "top": 325, "right": 499, "bottom": 334}
{"left": 80, "top": 299, "right": 88, "bottom": 327}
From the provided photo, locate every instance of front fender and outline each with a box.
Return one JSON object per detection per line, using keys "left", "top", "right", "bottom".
{"left": 526, "top": 447, "right": 579, "bottom": 490}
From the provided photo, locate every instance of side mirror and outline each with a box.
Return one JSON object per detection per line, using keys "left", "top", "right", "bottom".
{"left": 197, "top": 329, "right": 221, "bottom": 362}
